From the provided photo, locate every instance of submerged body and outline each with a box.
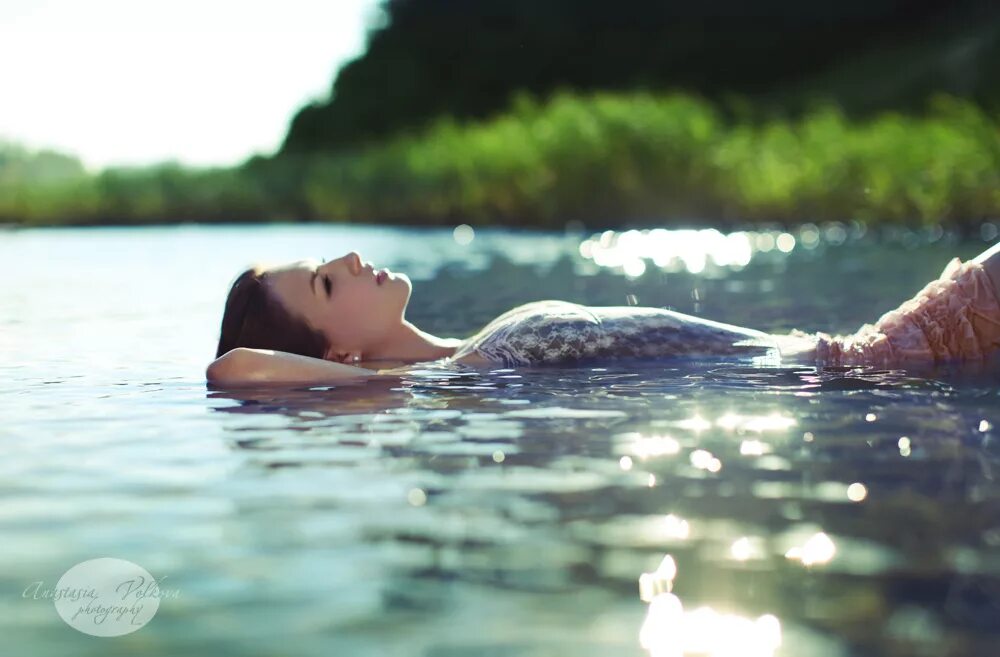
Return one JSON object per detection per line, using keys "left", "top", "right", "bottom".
{"left": 446, "top": 256, "right": 1000, "bottom": 369}
{"left": 447, "top": 300, "right": 775, "bottom": 367}
{"left": 810, "top": 256, "right": 1000, "bottom": 366}
{"left": 208, "top": 246, "right": 1000, "bottom": 386}
{"left": 452, "top": 258, "right": 1000, "bottom": 367}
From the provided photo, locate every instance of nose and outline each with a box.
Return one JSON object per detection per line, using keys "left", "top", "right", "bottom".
{"left": 339, "top": 251, "right": 363, "bottom": 275}
{"left": 349, "top": 251, "right": 376, "bottom": 275}
{"left": 317, "top": 253, "right": 360, "bottom": 276}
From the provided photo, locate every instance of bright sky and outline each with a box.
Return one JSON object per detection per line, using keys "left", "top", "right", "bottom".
{"left": 0, "top": 0, "right": 379, "bottom": 170}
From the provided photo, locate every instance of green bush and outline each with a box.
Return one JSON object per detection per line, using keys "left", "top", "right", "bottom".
{"left": 3, "top": 91, "right": 998, "bottom": 227}
{"left": 295, "top": 90, "right": 1000, "bottom": 227}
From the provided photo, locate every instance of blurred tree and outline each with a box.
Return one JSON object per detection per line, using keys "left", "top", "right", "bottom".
{"left": 281, "top": 0, "right": 1000, "bottom": 154}
{"left": 0, "top": 141, "right": 86, "bottom": 186}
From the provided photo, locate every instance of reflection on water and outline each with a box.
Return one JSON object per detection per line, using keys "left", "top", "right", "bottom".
{"left": 639, "top": 555, "right": 782, "bottom": 657}
{"left": 784, "top": 532, "right": 837, "bottom": 566}
{"left": 1, "top": 224, "right": 999, "bottom": 657}
{"left": 581, "top": 228, "right": 780, "bottom": 275}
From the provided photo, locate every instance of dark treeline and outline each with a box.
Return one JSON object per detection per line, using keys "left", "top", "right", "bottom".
{"left": 283, "top": 0, "right": 1000, "bottom": 154}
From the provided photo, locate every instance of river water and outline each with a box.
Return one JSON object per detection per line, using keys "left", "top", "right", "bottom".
{"left": 1, "top": 223, "right": 998, "bottom": 656}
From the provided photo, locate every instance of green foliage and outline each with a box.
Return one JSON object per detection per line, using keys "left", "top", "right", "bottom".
{"left": 3, "top": 92, "right": 999, "bottom": 227}
{"left": 1, "top": 161, "right": 273, "bottom": 226}
{"left": 0, "top": 140, "right": 86, "bottom": 185}
{"left": 293, "top": 91, "right": 1000, "bottom": 226}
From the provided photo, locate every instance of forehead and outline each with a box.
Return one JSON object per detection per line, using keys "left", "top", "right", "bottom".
{"left": 263, "top": 261, "right": 316, "bottom": 301}
{"left": 267, "top": 259, "right": 317, "bottom": 274}
{"left": 264, "top": 260, "right": 317, "bottom": 284}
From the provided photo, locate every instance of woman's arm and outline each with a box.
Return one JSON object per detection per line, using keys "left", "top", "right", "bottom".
{"left": 206, "top": 347, "right": 383, "bottom": 386}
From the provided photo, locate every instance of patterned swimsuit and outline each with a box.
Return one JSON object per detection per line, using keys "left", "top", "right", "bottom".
{"left": 448, "top": 300, "right": 775, "bottom": 367}
{"left": 445, "top": 259, "right": 1000, "bottom": 368}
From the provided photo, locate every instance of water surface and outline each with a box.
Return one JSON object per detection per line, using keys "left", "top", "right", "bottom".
{"left": 1, "top": 224, "right": 998, "bottom": 657}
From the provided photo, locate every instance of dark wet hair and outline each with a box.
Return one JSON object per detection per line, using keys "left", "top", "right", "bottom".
{"left": 215, "top": 267, "right": 330, "bottom": 359}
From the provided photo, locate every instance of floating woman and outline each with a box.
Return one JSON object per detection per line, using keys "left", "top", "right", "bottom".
{"left": 207, "top": 242, "right": 1000, "bottom": 386}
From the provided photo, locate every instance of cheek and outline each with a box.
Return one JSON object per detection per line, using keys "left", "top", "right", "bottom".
{"left": 334, "top": 289, "right": 391, "bottom": 340}
{"left": 369, "top": 294, "right": 400, "bottom": 334}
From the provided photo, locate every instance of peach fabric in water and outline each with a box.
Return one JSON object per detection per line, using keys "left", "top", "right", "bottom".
{"left": 811, "top": 258, "right": 1000, "bottom": 366}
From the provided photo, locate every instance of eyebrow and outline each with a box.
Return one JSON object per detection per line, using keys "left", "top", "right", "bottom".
{"left": 310, "top": 269, "right": 319, "bottom": 297}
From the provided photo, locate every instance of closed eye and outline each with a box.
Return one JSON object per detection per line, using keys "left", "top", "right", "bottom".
{"left": 323, "top": 275, "right": 333, "bottom": 297}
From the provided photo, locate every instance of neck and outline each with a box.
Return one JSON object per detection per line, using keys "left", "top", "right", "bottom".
{"left": 365, "top": 319, "right": 462, "bottom": 363}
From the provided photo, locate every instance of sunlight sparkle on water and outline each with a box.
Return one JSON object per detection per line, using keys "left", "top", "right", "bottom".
{"left": 717, "top": 412, "right": 796, "bottom": 433}
{"left": 639, "top": 554, "right": 677, "bottom": 602}
{"left": 623, "top": 433, "right": 682, "bottom": 459}
{"left": 775, "top": 233, "right": 796, "bottom": 253}
{"left": 663, "top": 514, "right": 691, "bottom": 540}
{"left": 690, "top": 449, "right": 722, "bottom": 473}
{"left": 407, "top": 488, "right": 427, "bottom": 506}
{"left": 675, "top": 415, "right": 712, "bottom": 432}
{"left": 624, "top": 259, "right": 648, "bottom": 278}
{"left": 452, "top": 223, "right": 475, "bottom": 245}
{"left": 639, "top": 555, "right": 782, "bottom": 657}
{"left": 800, "top": 224, "right": 821, "bottom": 248}
{"left": 579, "top": 228, "right": 799, "bottom": 276}
{"left": 730, "top": 537, "right": 753, "bottom": 561}
{"left": 847, "top": 482, "right": 868, "bottom": 502}
{"left": 785, "top": 532, "right": 837, "bottom": 566}
{"left": 740, "top": 439, "right": 769, "bottom": 456}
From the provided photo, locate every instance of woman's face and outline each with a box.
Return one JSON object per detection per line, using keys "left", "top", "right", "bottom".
{"left": 263, "top": 251, "right": 412, "bottom": 359}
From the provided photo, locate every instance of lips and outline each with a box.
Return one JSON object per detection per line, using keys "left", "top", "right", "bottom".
{"left": 376, "top": 269, "right": 387, "bottom": 285}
